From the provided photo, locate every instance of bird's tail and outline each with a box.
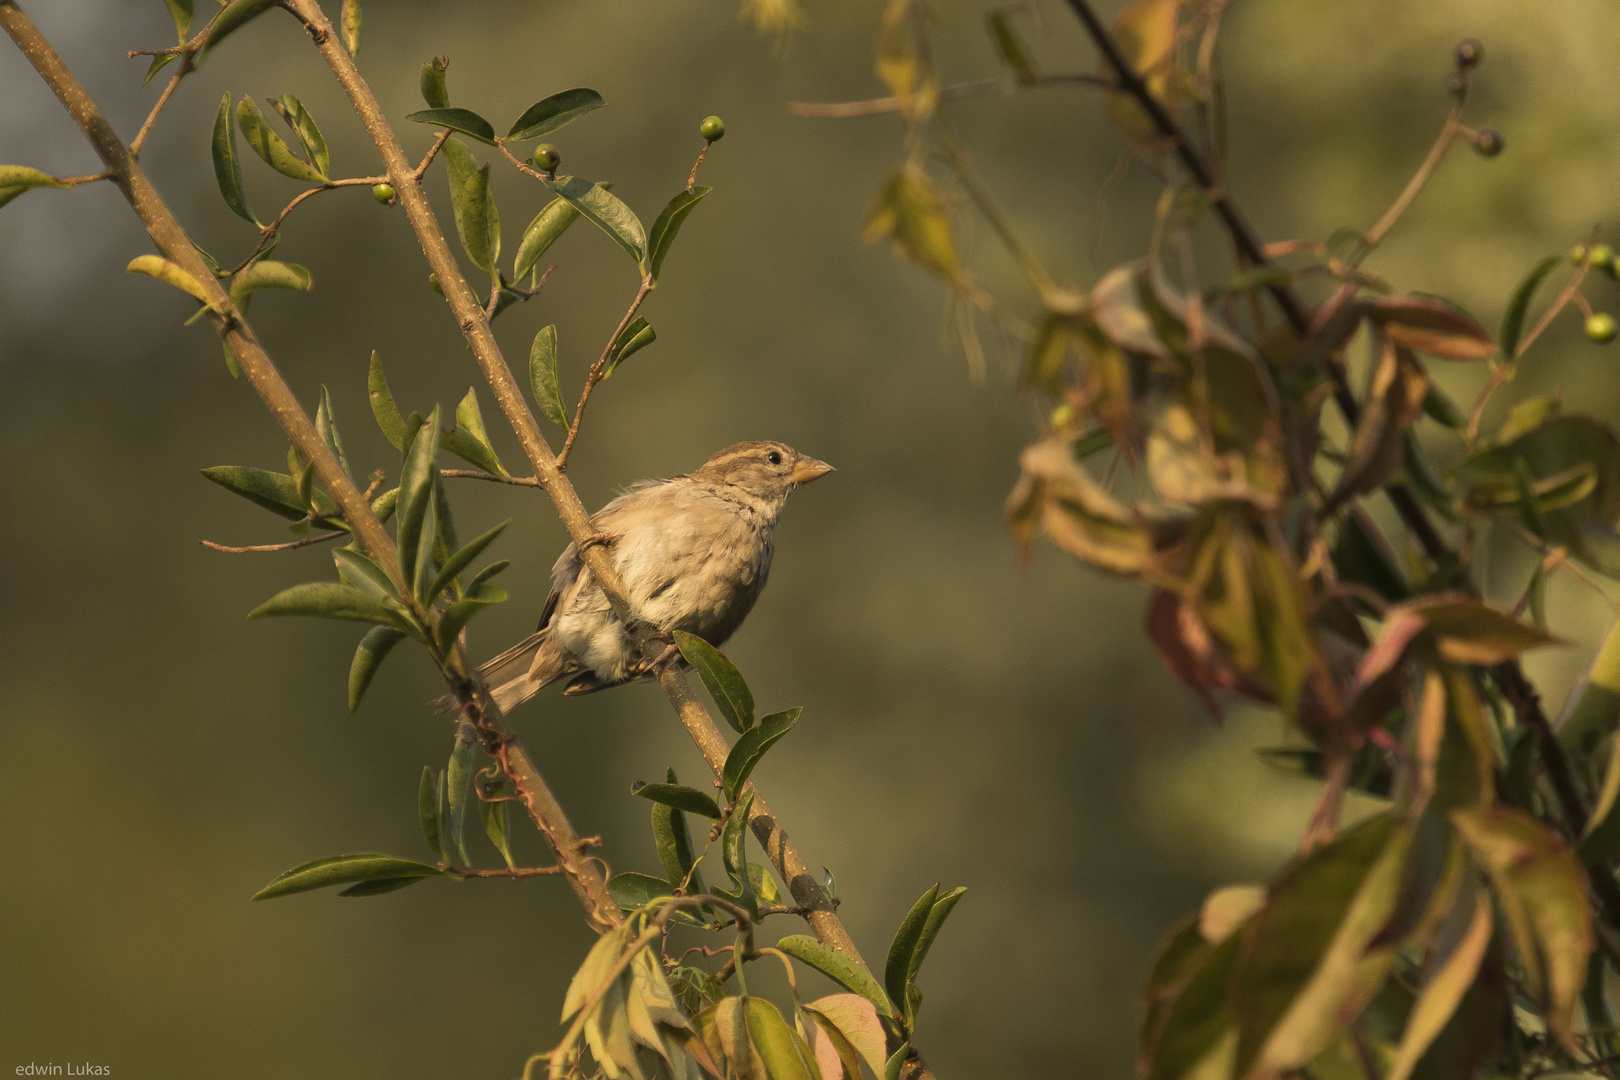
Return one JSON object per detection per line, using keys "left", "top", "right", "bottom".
{"left": 432, "top": 629, "right": 575, "bottom": 715}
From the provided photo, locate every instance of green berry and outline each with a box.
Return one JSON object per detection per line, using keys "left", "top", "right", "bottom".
{"left": 1587, "top": 313, "right": 1617, "bottom": 343}
{"left": 532, "top": 144, "right": 560, "bottom": 174}
{"left": 1572, "top": 245, "right": 1591, "bottom": 265}
{"left": 372, "top": 183, "right": 395, "bottom": 205}
{"left": 428, "top": 273, "right": 443, "bottom": 295}
{"left": 1455, "top": 39, "right": 1483, "bottom": 68}
{"left": 700, "top": 115, "right": 726, "bottom": 142}
{"left": 1472, "top": 128, "right": 1503, "bottom": 157}
{"left": 1591, "top": 244, "right": 1615, "bottom": 269}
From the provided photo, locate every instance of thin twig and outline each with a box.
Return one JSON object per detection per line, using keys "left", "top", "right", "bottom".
{"left": 787, "top": 73, "right": 1111, "bottom": 118}
{"left": 129, "top": 53, "right": 191, "bottom": 158}
{"left": 201, "top": 530, "right": 347, "bottom": 554}
{"left": 440, "top": 468, "right": 543, "bottom": 486}
{"left": 936, "top": 136, "right": 1055, "bottom": 299}
{"left": 228, "top": 175, "right": 390, "bottom": 275}
{"left": 686, "top": 142, "right": 710, "bottom": 193}
{"left": 440, "top": 863, "right": 563, "bottom": 880}
{"left": 557, "top": 275, "right": 654, "bottom": 471}
{"left": 1345, "top": 105, "right": 1464, "bottom": 270}
{"left": 413, "top": 128, "right": 451, "bottom": 180}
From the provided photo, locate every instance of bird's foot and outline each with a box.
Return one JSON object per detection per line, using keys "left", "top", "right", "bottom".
{"left": 579, "top": 531, "right": 620, "bottom": 552}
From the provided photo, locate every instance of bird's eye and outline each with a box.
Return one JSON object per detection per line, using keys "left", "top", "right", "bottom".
{"left": 767, "top": 451, "right": 783, "bottom": 465}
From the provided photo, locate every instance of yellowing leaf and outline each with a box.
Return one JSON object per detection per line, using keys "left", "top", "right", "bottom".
{"left": 1103, "top": 0, "right": 1183, "bottom": 153}
{"left": 126, "top": 254, "right": 219, "bottom": 312}
{"left": 861, "top": 166, "right": 960, "bottom": 284}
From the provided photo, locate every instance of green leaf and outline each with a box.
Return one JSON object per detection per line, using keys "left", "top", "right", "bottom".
{"left": 906, "top": 886, "right": 966, "bottom": 992}
{"left": 722, "top": 707, "right": 801, "bottom": 803}
{"left": 651, "top": 771, "right": 706, "bottom": 896}
{"left": 163, "top": 0, "right": 193, "bottom": 41}
{"left": 674, "top": 631, "right": 754, "bottom": 733}
{"left": 366, "top": 351, "right": 408, "bottom": 452}
{"left": 646, "top": 186, "right": 710, "bottom": 283}
{"left": 528, "top": 324, "right": 569, "bottom": 429}
{"left": 405, "top": 108, "right": 496, "bottom": 146}
{"left": 1451, "top": 805, "right": 1592, "bottom": 1053}
{"left": 1142, "top": 929, "right": 1244, "bottom": 1080}
{"left": 340, "top": 0, "right": 361, "bottom": 56}
{"left": 201, "top": 465, "right": 308, "bottom": 520}
{"left": 210, "top": 92, "right": 256, "bottom": 224}
{"left": 506, "top": 87, "right": 606, "bottom": 141}
{"left": 235, "top": 97, "right": 325, "bottom": 183}
{"left": 440, "top": 387, "right": 508, "bottom": 478}
{"left": 270, "top": 94, "right": 330, "bottom": 180}
{"left": 199, "top": 0, "right": 283, "bottom": 64}
{"left": 248, "top": 582, "right": 410, "bottom": 630}
{"left": 314, "top": 386, "right": 350, "bottom": 480}
{"left": 333, "top": 547, "right": 396, "bottom": 600}
{"left": 465, "top": 560, "right": 508, "bottom": 594}
{"left": 715, "top": 787, "right": 757, "bottom": 918}
{"left": 479, "top": 786, "right": 514, "bottom": 869}
{"left": 884, "top": 885, "right": 938, "bottom": 1025}
{"left": 603, "top": 318, "right": 655, "bottom": 379}
{"left": 1501, "top": 253, "right": 1564, "bottom": 358}
{"left": 635, "top": 782, "right": 722, "bottom": 819}
{"left": 513, "top": 192, "right": 598, "bottom": 283}
{"left": 418, "top": 56, "right": 449, "bottom": 109}
{"left": 251, "top": 853, "right": 444, "bottom": 900}
{"left": 396, "top": 406, "right": 441, "bottom": 599}
{"left": 427, "top": 519, "right": 509, "bottom": 603}
{"left": 435, "top": 583, "right": 507, "bottom": 653}
{"left": 348, "top": 625, "right": 404, "bottom": 713}
{"left": 447, "top": 739, "right": 475, "bottom": 866}
{"left": 418, "top": 766, "right": 446, "bottom": 862}
{"left": 442, "top": 139, "right": 500, "bottom": 275}
{"left": 609, "top": 871, "right": 673, "bottom": 911}
{"left": 143, "top": 53, "right": 178, "bottom": 87}
{"left": 884, "top": 1044, "right": 910, "bottom": 1080}
{"left": 337, "top": 876, "right": 428, "bottom": 898}
{"left": 0, "top": 165, "right": 68, "bottom": 211}
{"left": 542, "top": 174, "right": 645, "bottom": 266}
{"left": 1408, "top": 598, "right": 1559, "bottom": 665}
{"left": 126, "top": 254, "right": 218, "bottom": 311}
{"left": 986, "top": 10, "right": 1038, "bottom": 81}
{"left": 744, "top": 998, "right": 817, "bottom": 1080}
{"left": 230, "top": 259, "right": 311, "bottom": 307}
{"left": 1421, "top": 382, "right": 1466, "bottom": 429}
{"left": 777, "top": 935, "right": 892, "bottom": 1018}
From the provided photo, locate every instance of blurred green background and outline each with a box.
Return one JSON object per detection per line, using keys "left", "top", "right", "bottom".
{"left": 3, "top": 1, "right": 1620, "bottom": 1076}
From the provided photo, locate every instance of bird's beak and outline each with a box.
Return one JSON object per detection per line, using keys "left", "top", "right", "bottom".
{"left": 790, "top": 457, "right": 835, "bottom": 485}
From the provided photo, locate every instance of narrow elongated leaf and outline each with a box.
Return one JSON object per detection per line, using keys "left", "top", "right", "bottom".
{"left": 252, "top": 853, "right": 443, "bottom": 900}
{"left": 337, "top": 877, "right": 427, "bottom": 897}
{"left": 464, "top": 560, "right": 508, "bottom": 594}
{"left": 603, "top": 317, "right": 655, "bottom": 379}
{"left": 651, "top": 775, "right": 706, "bottom": 897}
{"left": 744, "top": 998, "right": 816, "bottom": 1080}
{"left": 987, "top": 11, "right": 1038, "bottom": 81}
{"left": 163, "top": 0, "right": 193, "bottom": 40}
{"left": 396, "top": 406, "right": 441, "bottom": 597}
{"left": 861, "top": 165, "right": 960, "bottom": 284}
{"left": 230, "top": 259, "right": 311, "bottom": 305}
{"left": 674, "top": 631, "right": 754, "bottom": 733}
{"left": 419, "top": 57, "right": 449, "bottom": 109}
{"left": 405, "top": 108, "right": 496, "bottom": 146}
{"left": 1366, "top": 295, "right": 1496, "bottom": 360}
{"left": 442, "top": 139, "right": 500, "bottom": 274}
{"left": 507, "top": 87, "right": 606, "bottom": 141}
{"left": 314, "top": 386, "right": 350, "bottom": 480}
{"left": 199, "top": 0, "right": 282, "bottom": 63}
{"left": 143, "top": 53, "right": 178, "bottom": 87}
{"left": 367, "top": 351, "right": 408, "bottom": 451}
{"left": 418, "top": 766, "right": 446, "bottom": 861}
{"left": 210, "top": 92, "right": 256, "bottom": 224}
{"left": 201, "top": 465, "right": 306, "bottom": 520}
{"left": 716, "top": 788, "right": 757, "bottom": 917}
{"left": 635, "top": 782, "right": 722, "bottom": 819}
{"left": 722, "top": 707, "right": 801, "bottom": 802}
{"left": 1408, "top": 597, "right": 1560, "bottom": 665}
{"left": 1501, "top": 254, "right": 1564, "bottom": 358}
{"left": 0, "top": 165, "right": 69, "bottom": 211}
{"left": 332, "top": 553, "right": 394, "bottom": 608}
{"left": 885, "top": 885, "right": 938, "bottom": 1023}
{"left": 235, "top": 97, "right": 324, "bottom": 183}
{"left": 271, "top": 94, "right": 330, "bottom": 179}
{"left": 440, "top": 387, "right": 507, "bottom": 478}
{"left": 609, "top": 871, "right": 673, "bottom": 910}
{"left": 435, "top": 583, "right": 507, "bottom": 652}
{"left": 447, "top": 739, "right": 475, "bottom": 866}
{"left": 907, "top": 886, "right": 966, "bottom": 991}
{"left": 776, "top": 935, "right": 892, "bottom": 1016}
{"left": 514, "top": 193, "right": 595, "bottom": 283}
{"left": 340, "top": 0, "right": 361, "bottom": 55}
{"left": 884, "top": 1045, "right": 910, "bottom": 1080}
{"left": 646, "top": 186, "right": 711, "bottom": 282}
{"left": 543, "top": 174, "right": 645, "bottom": 265}
{"left": 127, "top": 254, "right": 217, "bottom": 310}
{"left": 529, "top": 324, "right": 569, "bottom": 429}
{"left": 426, "top": 519, "right": 509, "bottom": 603}
{"left": 248, "top": 582, "right": 408, "bottom": 629}
{"left": 479, "top": 788, "right": 514, "bottom": 869}
{"left": 348, "top": 625, "right": 404, "bottom": 712}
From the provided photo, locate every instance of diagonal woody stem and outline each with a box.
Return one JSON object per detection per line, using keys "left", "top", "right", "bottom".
{"left": 0, "top": 0, "right": 619, "bottom": 935}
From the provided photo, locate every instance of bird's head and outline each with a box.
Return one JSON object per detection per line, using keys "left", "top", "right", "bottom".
{"left": 692, "top": 440, "right": 835, "bottom": 507}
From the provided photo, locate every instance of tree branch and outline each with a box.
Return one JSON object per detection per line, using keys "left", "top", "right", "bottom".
{"left": 0, "top": 0, "right": 620, "bottom": 936}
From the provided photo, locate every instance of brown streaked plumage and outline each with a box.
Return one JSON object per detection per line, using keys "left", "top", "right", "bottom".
{"left": 463, "top": 440, "right": 833, "bottom": 714}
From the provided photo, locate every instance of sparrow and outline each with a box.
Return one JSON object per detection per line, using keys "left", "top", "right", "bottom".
{"left": 467, "top": 440, "right": 834, "bottom": 714}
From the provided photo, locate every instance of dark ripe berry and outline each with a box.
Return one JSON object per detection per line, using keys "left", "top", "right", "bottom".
{"left": 1587, "top": 312, "right": 1617, "bottom": 344}
{"left": 428, "top": 273, "right": 443, "bottom": 295}
{"left": 372, "top": 183, "right": 395, "bottom": 205}
{"left": 700, "top": 115, "right": 726, "bottom": 142}
{"left": 1472, "top": 128, "right": 1504, "bottom": 157}
{"left": 1445, "top": 72, "right": 1467, "bottom": 98}
{"left": 532, "top": 144, "right": 560, "bottom": 173}
{"left": 1455, "top": 39, "right": 1483, "bottom": 68}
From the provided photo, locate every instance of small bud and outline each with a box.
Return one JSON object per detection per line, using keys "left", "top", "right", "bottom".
{"left": 1572, "top": 245, "right": 1590, "bottom": 265}
{"left": 1444, "top": 72, "right": 1466, "bottom": 98}
{"left": 372, "top": 183, "right": 395, "bottom": 205}
{"left": 428, "top": 273, "right": 443, "bottom": 295}
{"left": 1591, "top": 244, "right": 1615, "bottom": 269}
{"left": 1471, "top": 128, "right": 1503, "bottom": 157}
{"left": 1586, "top": 312, "right": 1617, "bottom": 344}
{"left": 1455, "top": 39, "right": 1483, "bottom": 68}
{"left": 532, "top": 143, "right": 560, "bottom": 174}
{"left": 700, "top": 115, "right": 726, "bottom": 142}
